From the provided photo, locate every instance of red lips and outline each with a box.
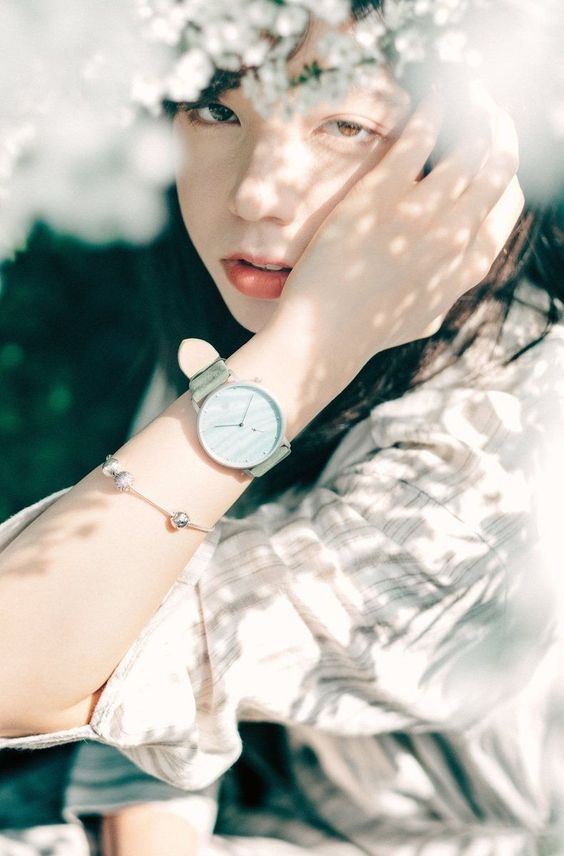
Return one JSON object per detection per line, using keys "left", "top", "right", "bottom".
{"left": 224, "top": 252, "right": 293, "bottom": 270}
{"left": 221, "top": 259, "right": 292, "bottom": 299}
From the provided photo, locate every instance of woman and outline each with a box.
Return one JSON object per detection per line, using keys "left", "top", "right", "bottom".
{"left": 1, "top": 3, "right": 563, "bottom": 854}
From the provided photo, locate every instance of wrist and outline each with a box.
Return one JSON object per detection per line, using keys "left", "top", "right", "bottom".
{"left": 270, "top": 299, "right": 373, "bottom": 385}
{"left": 223, "top": 318, "right": 344, "bottom": 442}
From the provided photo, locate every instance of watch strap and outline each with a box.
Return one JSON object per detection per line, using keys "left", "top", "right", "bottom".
{"left": 189, "top": 357, "right": 231, "bottom": 406}
{"left": 178, "top": 339, "right": 231, "bottom": 407}
{"left": 246, "top": 440, "right": 292, "bottom": 477}
{"left": 178, "top": 338, "right": 221, "bottom": 379}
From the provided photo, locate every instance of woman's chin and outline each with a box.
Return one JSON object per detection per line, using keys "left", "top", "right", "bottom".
{"left": 215, "top": 284, "right": 277, "bottom": 335}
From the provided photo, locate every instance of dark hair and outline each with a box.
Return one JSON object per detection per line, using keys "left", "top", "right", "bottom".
{"left": 137, "top": 1, "right": 564, "bottom": 518}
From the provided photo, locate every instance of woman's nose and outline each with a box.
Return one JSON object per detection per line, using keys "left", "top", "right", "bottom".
{"left": 227, "top": 132, "right": 307, "bottom": 224}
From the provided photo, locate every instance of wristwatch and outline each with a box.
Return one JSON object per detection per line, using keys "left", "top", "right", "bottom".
{"left": 178, "top": 338, "right": 291, "bottom": 478}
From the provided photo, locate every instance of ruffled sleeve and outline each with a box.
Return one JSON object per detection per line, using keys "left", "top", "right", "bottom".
{"left": 1, "top": 317, "right": 561, "bottom": 792}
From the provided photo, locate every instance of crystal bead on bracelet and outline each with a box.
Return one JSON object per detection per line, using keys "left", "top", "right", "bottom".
{"left": 101, "top": 455, "right": 215, "bottom": 533}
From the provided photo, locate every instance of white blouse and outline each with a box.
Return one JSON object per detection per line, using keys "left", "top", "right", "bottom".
{"left": 2, "top": 278, "right": 564, "bottom": 854}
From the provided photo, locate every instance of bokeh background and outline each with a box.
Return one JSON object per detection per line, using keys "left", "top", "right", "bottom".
{"left": 0, "top": 224, "right": 159, "bottom": 520}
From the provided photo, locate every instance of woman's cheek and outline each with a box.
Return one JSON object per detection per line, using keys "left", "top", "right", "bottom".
{"left": 310, "top": 150, "right": 382, "bottom": 211}
{"left": 172, "top": 125, "right": 224, "bottom": 187}
{"left": 174, "top": 174, "right": 203, "bottom": 242}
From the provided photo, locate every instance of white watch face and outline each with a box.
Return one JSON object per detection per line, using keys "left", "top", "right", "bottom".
{"left": 197, "top": 382, "right": 284, "bottom": 469}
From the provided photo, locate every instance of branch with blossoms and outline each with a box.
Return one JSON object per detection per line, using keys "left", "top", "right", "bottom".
{"left": 0, "top": 0, "right": 562, "bottom": 260}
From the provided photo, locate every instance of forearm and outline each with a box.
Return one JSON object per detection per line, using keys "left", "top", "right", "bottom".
{"left": 100, "top": 804, "right": 202, "bottom": 856}
{"left": 0, "top": 317, "right": 344, "bottom": 733}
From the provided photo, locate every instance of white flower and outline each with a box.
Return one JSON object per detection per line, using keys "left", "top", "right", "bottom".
{"left": 291, "top": 0, "right": 350, "bottom": 26}
{"left": 414, "top": 0, "right": 433, "bottom": 15}
{"left": 432, "top": 0, "right": 469, "bottom": 27}
{"left": 382, "top": 0, "right": 414, "bottom": 31}
{"left": 351, "top": 61, "right": 389, "bottom": 93}
{"left": 273, "top": 6, "right": 310, "bottom": 38}
{"left": 353, "top": 19, "right": 387, "bottom": 50}
{"left": 131, "top": 75, "right": 167, "bottom": 115}
{"left": 242, "top": 38, "right": 272, "bottom": 68}
{"left": 166, "top": 48, "right": 214, "bottom": 101}
{"left": 247, "top": 0, "right": 278, "bottom": 29}
{"left": 311, "top": 0, "right": 350, "bottom": 26}
{"left": 149, "top": 14, "right": 184, "bottom": 45}
{"left": 317, "top": 31, "right": 364, "bottom": 68}
{"left": 394, "top": 27, "right": 428, "bottom": 63}
{"left": 241, "top": 56, "right": 294, "bottom": 118}
{"left": 435, "top": 28, "right": 467, "bottom": 63}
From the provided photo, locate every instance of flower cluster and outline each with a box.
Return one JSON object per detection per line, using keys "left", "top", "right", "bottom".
{"left": 0, "top": 0, "right": 175, "bottom": 258}
{"left": 132, "top": 0, "right": 488, "bottom": 118}
{"left": 0, "top": 0, "right": 562, "bottom": 260}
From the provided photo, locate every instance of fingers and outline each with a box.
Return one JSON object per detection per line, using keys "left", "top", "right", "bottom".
{"left": 356, "top": 91, "right": 445, "bottom": 206}
{"left": 416, "top": 97, "right": 519, "bottom": 263}
{"left": 406, "top": 123, "right": 491, "bottom": 220}
{"left": 455, "top": 174, "right": 526, "bottom": 294}
{"left": 448, "top": 101, "right": 520, "bottom": 244}
{"left": 402, "top": 80, "right": 517, "bottom": 223}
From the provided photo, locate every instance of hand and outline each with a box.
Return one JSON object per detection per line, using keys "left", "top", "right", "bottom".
{"left": 269, "top": 80, "right": 524, "bottom": 384}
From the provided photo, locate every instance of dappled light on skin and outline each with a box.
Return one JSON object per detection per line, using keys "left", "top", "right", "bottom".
{"left": 389, "top": 235, "right": 408, "bottom": 255}
{"left": 255, "top": 89, "right": 522, "bottom": 368}
{"left": 356, "top": 215, "right": 373, "bottom": 237}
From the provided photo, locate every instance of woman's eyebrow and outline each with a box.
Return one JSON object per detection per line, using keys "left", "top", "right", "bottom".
{"left": 346, "top": 82, "right": 407, "bottom": 108}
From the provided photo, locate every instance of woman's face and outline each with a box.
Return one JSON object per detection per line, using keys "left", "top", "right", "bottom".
{"left": 173, "top": 17, "right": 412, "bottom": 333}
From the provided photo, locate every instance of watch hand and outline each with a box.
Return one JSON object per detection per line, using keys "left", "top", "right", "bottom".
{"left": 240, "top": 393, "right": 254, "bottom": 426}
{"left": 215, "top": 423, "right": 264, "bottom": 432}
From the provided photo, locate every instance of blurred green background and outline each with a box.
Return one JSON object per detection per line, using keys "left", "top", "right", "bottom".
{"left": 0, "top": 225, "right": 158, "bottom": 521}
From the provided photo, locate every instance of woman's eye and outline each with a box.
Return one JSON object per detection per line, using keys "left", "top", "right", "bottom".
{"left": 182, "top": 102, "right": 382, "bottom": 146}
{"left": 322, "top": 119, "right": 380, "bottom": 144}
{"left": 185, "top": 102, "right": 238, "bottom": 126}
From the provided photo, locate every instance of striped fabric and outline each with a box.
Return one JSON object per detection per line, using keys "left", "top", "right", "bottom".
{"left": 1, "top": 277, "right": 564, "bottom": 854}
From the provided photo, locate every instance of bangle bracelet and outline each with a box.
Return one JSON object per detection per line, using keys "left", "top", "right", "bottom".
{"left": 101, "top": 455, "right": 216, "bottom": 533}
